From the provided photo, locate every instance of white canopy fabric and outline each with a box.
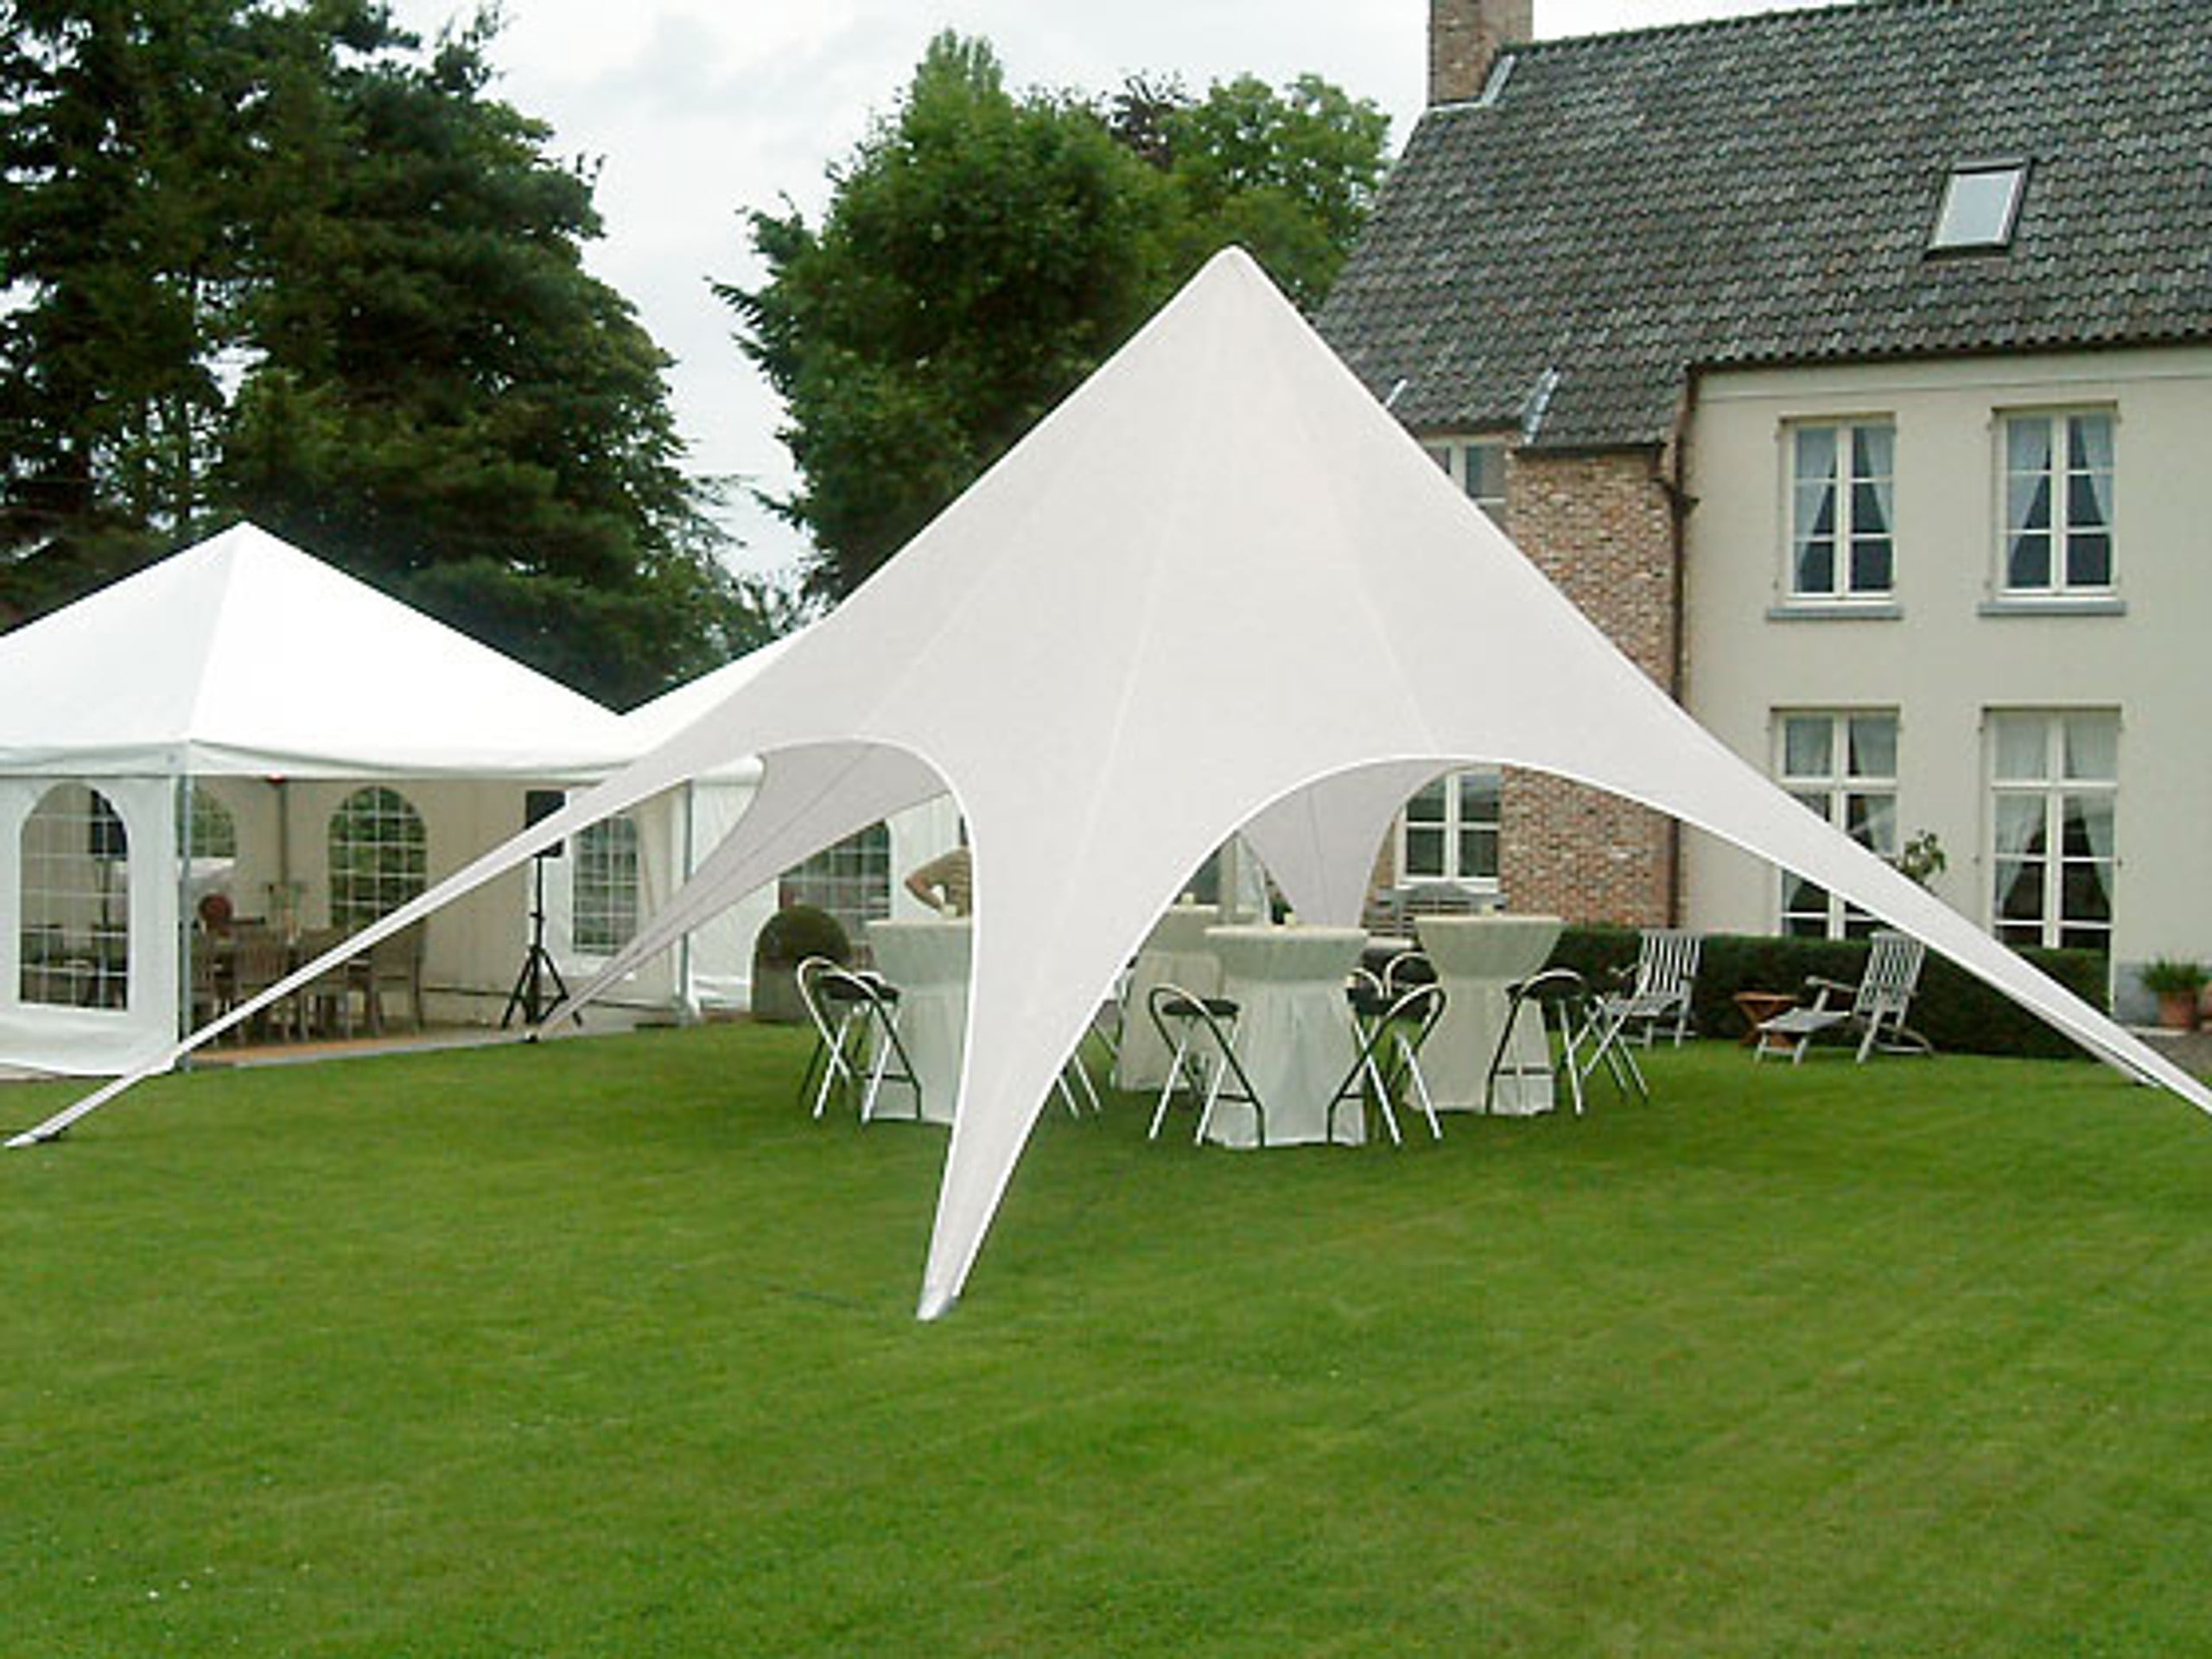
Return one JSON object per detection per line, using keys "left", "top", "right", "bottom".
{"left": 0, "top": 521, "right": 633, "bottom": 779}
{"left": 20, "top": 251, "right": 2210, "bottom": 1319}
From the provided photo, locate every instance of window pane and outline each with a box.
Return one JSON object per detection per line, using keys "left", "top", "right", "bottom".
{"left": 1996, "top": 858, "right": 2046, "bottom": 921}
{"left": 1847, "top": 792, "right": 1897, "bottom": 855}
{"left": 2066, "top": 533, "right": 2113, "bottom": 588}
{"left": 1796, "top": 534, "right": 1836, "bottom": 595}
{"left": 2061, "top": 861, "right": 2113, "bottom": 925}
{"left": 1783, "top": 717, "right": 1833, "bottom": 780}
{"left": 1847, "top": 715, "right": 1897, "bottom": 779}
{"left": 1934, "top": 167, "right": 2024, "bottom": 247}
{"left": 2069, "top": 414, "right": 2113, "bottom": 474}
{"left": 1459, "top": 828, "right": 1499, "bottom": 881}
{"left": 1850, "top": 537, "right": 1893, "bottom": 594}
{"left": 1991, "top": 715, "right": 2048, "bottom": 782}
{"left": 1406, "top": 780, "right": 1447, "bottom": 824}
{"left": 20, "top": 784, "right": 130, "bottom": 1009}
{"left": 1465, "top": 443, "right": 1504, "bottom": 504}
{"left": 2063, "top": 716, "right": 2118, "bottom": 781}
{"left": 1993, "top": 794, "right": 2048, "bottom": 857}
{"left": 1456, "top": 769, "right": 1500, "bottom": 824}
{"left": 2007, "top": 417, "right": 2052, "bottom": 474}
{"left": 1853, "top": 423, "right": 1894, "bottom": 480}
{"left": 2059, "top": 793, "right": 2114, "bottom": 860}
{"left": 1405, "top": 827, "right": 1446, "bottom": 877}
{"left": 1852, "top": 479, "right": 1891, "bottom": 536}
{"left": 2006, "top": 472, "right": 2050, "bottom": 534}
{"left": 1424, "top": 445, "right": 1450, "bottom": 473}
{"left": 328, "top": 786, "right": 426, "bottom": 931}
{"left": 2007, "top": 531, "right": 2051, "bottom": 590}
{"left": 2065, "top": 470, "right": 2110, "bottom": 533}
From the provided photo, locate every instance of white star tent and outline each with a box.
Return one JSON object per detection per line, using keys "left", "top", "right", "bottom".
{"left": 18, "top": 251, "right": 2209, "bottom": 1319}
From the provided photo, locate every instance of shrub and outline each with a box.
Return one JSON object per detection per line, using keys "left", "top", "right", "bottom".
{"left": 753, "top": 904, "right": 850, "bottom": 970}
{"left": 1546, "top": 925, "right": 2110, "bottom": 1061}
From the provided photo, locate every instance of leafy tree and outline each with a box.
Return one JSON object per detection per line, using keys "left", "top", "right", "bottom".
{"left": 1149, "top": 73, "right": 1391, "bottom": 315}
{"left": 726, "top": 34, "right": 1389, "bottom": 602}
{"left": 726, "top": 34, "right": 1169, "bottom": 601}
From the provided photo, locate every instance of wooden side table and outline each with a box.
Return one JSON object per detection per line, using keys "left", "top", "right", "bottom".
{"left": 1733, "top": 990, "right": 1797, "bottom": 1051}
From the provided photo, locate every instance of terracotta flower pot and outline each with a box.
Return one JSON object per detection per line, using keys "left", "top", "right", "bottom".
{"left": 2157, "top": 989, "right": 2200, "bottom": 1032}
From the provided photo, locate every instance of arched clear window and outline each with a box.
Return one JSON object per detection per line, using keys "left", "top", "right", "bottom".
{"left": 328, "top": 786, "right": 426, "bottom": 930}
{"left": 20, "top": 784, "right": 130, "bottom": 1008}
{"left": 573, "top": 814, "right": 640, "bottom": 957}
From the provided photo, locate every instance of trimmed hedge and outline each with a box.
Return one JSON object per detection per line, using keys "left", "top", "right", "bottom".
{"left": 1546, "top": 925, "right": 2110, "bottom": 1061}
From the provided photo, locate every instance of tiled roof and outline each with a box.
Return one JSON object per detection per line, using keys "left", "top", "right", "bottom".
{"left": 1318, "top": 0, "right": 2212, "bottom": 450}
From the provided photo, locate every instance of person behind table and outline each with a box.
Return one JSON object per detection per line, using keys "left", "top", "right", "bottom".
{"left": 904, "top": 842, "right": 972, "bottom": 917}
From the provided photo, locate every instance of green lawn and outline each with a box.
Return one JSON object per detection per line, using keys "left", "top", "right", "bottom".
{"left": 4, "top": 1027, "right": 2211, "bottom": 1656}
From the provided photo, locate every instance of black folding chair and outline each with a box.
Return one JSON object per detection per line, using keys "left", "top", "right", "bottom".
{"left": 796, "top": 957, "right": 923, "bottom": 1122}
{"left": 1330, "top": 976, "right": 1446, "bottom": 1146}
{"left": 1145, "top": 982, "right": 1265, "bottom": 1147}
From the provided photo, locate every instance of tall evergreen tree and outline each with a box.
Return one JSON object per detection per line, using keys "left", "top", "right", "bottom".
{"left": 1, "top": 1, "right": 768, "bottom": 703}
{"left": 218, "top": 11, "right": 750, "bottom": 704}
{"left": 0, "top": 0, "right": 273, "bottom": 597}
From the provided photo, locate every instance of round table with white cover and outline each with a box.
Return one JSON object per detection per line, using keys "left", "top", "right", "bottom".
{"left": 1414, "top": 914, "right": 1565, "bottom": 1116}
{"left": 1199, "top": 924, "right": 1366, "bottom": 1148}
{"left": 1114, "top": 904, "right": 1224, "bottom": 1091}
{"left": 864, "top": 918, "right": 971, "bottom": 1124}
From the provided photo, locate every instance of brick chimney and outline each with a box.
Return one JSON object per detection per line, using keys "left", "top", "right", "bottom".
{"left": 1430, "top": 0, "right": 1533, "bottom": 105}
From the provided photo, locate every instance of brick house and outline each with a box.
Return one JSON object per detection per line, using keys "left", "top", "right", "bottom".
{"left": 1318, "top": 0, "right": 2212, "bottom": 1011}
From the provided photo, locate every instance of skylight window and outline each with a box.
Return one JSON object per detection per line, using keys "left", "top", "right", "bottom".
{"left": 1930, "top": 162, "right": 2028, "bottom": 252}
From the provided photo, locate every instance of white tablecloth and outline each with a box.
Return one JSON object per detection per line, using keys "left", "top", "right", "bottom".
{"left": 1414, "top": 914, "right": 1565, "bottom": 1116}
{"left": 1114, "top": 905, "right": 1224, "bottom": 1090}
{"left": 864, "top": 918, "right": 971, "bottom": 1124}
{"left": 1201, "top": 925, "right": 1366, "bottom": 1148}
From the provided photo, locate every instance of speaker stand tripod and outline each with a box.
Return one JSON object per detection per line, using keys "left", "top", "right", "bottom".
{"left": 503, "top": 856, "right": 579, "bottom": 1033}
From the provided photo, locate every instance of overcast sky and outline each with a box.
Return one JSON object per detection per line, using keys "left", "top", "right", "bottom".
{"left": 381, "top": 0, "right": 1807, "bottom": 576}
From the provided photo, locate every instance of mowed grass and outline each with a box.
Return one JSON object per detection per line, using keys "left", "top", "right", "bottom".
{"left": 3, "top": 1026, "right": 2211, "bottom": 1656}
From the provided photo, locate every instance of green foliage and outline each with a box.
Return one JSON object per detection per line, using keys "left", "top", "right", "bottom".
{"left": 1550, "top": 924, "right": 2113, "bottom": 1059}
{"left": 753, "top": 903, "right": 852, "bottom": 970}
{"left": 1, "top": 1, "right": 757, "bottom": 704}
{"left": 727, "top": 33, "right": 1389, "bottom": 601}
{"left": 2139, "top": 957, "right": 2209, "bottom": 995}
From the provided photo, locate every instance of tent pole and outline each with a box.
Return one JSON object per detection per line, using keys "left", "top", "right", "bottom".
{"left": 677, "top": 782, "right": 700, "bottom": 1025}
{"left": 175, "top": 772, "right": 194, "bottom": 1071}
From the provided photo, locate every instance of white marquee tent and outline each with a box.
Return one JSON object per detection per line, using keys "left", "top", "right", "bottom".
{"left": 0, "top": 523, "right": 638, "bottom": 1074}
{"left": 20, "top": 253, "right": 2210, "bottom": 1320}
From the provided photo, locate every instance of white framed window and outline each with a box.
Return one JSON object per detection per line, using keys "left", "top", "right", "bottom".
{"left": 572, "top": 814, "right": 640, "bottom": 958}
{"left": 1988, "top": 710, "right": 2117, "bottom": 953}
{"left": 1788, "top": 420, "right": 1895, "bottom": 601}
{"left": 1396, "top": 768, "right": 1502, "bottom": 889}
{"left": 328, "top": 786, "right": 426, "bottom": 930}
{"left": 781, "top": 823, "right": 892, "bottom": 943}
{"left": 19, "top": 783, "right": 130, "bottom": 1008}
{"left": 2000, "top": 410, "right": 2114, "bottom": 595}
{"left": 1930, "top": 162, "right": 2028, "bottom": 252}
{"left": 183, "top": 785, "right": 237, "bottom": 860}
{"left": 1777, "top": 711, "right": 1897, "bottom": 938}
{"left": 1421, "top": 437, "right": 1509, "bottom": 525}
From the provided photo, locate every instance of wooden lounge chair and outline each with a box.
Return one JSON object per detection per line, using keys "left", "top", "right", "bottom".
{"left": 1755, "top": 931, "right": 1933, "bottom": 1065}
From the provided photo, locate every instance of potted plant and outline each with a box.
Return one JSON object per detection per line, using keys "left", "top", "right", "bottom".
{"left": 2139, "top": 958, "right": 2209, "bottom": 1032}
{"left": 749, "top": 904, "right": 851, "bottom": 1025}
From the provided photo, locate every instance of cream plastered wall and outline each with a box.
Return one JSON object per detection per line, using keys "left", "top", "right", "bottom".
{"left": 1679, "top": 346, "right": 2212, "bottom": 1012}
